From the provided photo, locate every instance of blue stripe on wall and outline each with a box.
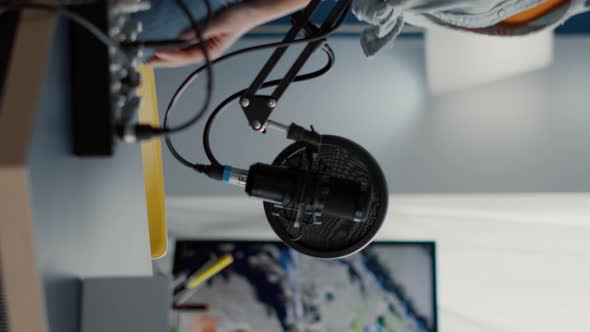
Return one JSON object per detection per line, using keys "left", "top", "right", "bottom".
{"left": 556, "top": 12, "right": 590, "bottom": 34}
{"left": 269, "top": 1, "right": 358, "bottom": 26}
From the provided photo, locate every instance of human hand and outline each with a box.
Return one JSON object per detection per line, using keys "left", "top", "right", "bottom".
{"left": 148, "top": 4, "right": 262, "bottom": 68}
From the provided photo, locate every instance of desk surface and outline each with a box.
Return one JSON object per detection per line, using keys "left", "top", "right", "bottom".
{"left": 1, "top": 15, "right": 153, "bottom": 332}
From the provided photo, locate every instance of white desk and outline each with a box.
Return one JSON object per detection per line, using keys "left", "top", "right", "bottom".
{"left": 0, "top": 13, "right": 152, "bottom": 332}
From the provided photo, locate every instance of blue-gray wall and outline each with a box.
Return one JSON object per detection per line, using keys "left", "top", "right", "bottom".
{"left": 155, "top": 36, "right": 590, "bottom": 197}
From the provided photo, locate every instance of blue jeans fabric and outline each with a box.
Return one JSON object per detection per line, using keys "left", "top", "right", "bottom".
{"left": 131, "top": 0, "right": 241, "bottom": 61}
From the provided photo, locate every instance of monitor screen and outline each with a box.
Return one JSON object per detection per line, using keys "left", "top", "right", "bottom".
{"left": 173, "top": 241, "right": 437, "bottom": 332}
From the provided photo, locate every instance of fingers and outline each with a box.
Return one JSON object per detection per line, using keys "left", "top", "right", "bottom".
{"left": 147, "top": 56, "right": 183, "bottom": 68}
{"left": 147, "top": 52, "right": 203, "bottom": 68}
{"left": 152, "top": 45, "right": 207, "bottom": 67}
{"left": 179, "top": 29, "right": 197, "bottom": 41}
{"left": 150, "top": 31, "right": 237, "bottom": 68}
{"left": 179, "top": 25, "right": 218, "bottom": 41}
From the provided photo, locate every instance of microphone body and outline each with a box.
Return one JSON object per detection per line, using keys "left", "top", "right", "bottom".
{"left": 207, "top": 134, "right": 388, "bottom": 259}
{"left": 244, "top": 163, "right": 371, "bottom": 222}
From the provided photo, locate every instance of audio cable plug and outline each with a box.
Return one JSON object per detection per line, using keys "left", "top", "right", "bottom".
{"left": 266, "top": 120, "right": 322, "bottom": 146}
{"left": 196, "top": 164, "right": 248, "bottom": 188}
{"left": 117, "top": 124, "right": 163, "bottom": 143}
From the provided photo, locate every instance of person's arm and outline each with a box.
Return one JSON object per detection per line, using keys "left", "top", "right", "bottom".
{"left": 246, "top": 0, "right": 312, "bottom": 23}
{"left": 149, "top": 0, "right": 311, "bottom": 68}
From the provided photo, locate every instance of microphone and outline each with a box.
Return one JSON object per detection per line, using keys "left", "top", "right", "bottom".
{"left": 181, "top": 1, "right": 383, "bottom": 259}
{"left": 209, "top": 124, "right": 388, "bottom": 259}
{"left": 230, "top": 163, "right": 372, "bottom": 222}
{"left": 219, "top": 122, "right": 371, "bottom": 222}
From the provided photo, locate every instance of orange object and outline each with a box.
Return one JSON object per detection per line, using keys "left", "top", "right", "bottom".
{"left": 501, "top": 0, "right": 569, "bottom": 25}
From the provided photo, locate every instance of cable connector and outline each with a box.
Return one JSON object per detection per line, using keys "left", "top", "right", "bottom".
{"left": 287, "top": 123, "right": 322, "bottom": 146}
{"left": 266, "top": 121, "right": 322, "bottom": 146}
{"left": 197, "top": 165, "right": 248, "bottom": 187}
{"left": 197, "top": 164, "right": 224, "bottom": 180}
{"left": 117, "top": 124, "right": 162, "bottom": 143}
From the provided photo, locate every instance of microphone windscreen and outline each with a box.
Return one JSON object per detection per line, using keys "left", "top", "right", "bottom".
{"left": 264, "top": 135, "right": 388, "bottom": 259}
{"left": 321, "top": 176, "right": 371, "bottom": 222}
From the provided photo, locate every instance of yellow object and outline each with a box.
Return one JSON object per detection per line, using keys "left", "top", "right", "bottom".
{"left": 187, "top": 254, "right": 235, "bottom": 289}
{"left": 136, "top": 66, "right": 168, "bottom": 259}
{"left": 502, "top": 0, "right": 568, "bottom": 25}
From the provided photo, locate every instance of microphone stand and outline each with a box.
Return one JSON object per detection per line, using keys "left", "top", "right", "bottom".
{"left": 238, "top": 0, "right": 351, "bottom": 133}
{"left": 228, "top": 0, "right": 353, "bottom": 232}
{"left": 193, "top": 0, "right": 387, "bottom": 258}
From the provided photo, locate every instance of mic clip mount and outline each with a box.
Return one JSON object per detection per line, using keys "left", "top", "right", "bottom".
{"left": 238, "top": 0, "right": 351, "bottom": 131}
{"left": 239, "top": 95, "right": 277, "bottom": 131}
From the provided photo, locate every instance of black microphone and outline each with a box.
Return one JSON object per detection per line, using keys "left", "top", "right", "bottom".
{"left": 164, "top": 1, "right": 382, "bottom": 259}
{"left": 211, "top": 130, "right": 388, "bottom": 259}
{"left": 244, "top": 163, "right": 371, "bottom": 222}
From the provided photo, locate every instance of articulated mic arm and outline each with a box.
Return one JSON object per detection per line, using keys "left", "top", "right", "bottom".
{"left": 238, "top": 0, "right": 351, "bottom": 132}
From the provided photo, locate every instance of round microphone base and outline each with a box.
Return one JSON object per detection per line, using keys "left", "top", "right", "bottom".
{"left": 264, "top": 135, "right": 388, "bottom": 259}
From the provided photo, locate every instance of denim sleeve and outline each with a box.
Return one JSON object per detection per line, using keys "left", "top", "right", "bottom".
{"left": 352, "top": 0, "right": 404, "bottom": 57}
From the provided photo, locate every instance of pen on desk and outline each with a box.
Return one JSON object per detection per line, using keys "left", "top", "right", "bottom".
{"left": 174, "top": 255, "right": 217, "bottom": 295}
{"left": 174, "top": 254, "right": 234, "bottom": 304}
{"left": 188, "top": 254, "right": 234, "bottom": 289}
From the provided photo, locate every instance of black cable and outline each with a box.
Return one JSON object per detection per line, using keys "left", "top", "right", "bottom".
{"left": 158, "top": 0, "right": 213, "bottom": 172}
{"left": 203, "top": 43, "right": 335, "bottom": 166}
{"left": 166, "top": 43, "right": 334, "bottom": 169}
{"left": 165, "top": 0, "right": 213, "bottom": 134}
{"left": 4, "top": 0, "right": 348, "bottom": 170}
{"left": 3, "top": 1, "right": 211, "bottom": 52}
{"left": 125, "top": 0, "right": 212, "bottom": 51}
{"left": 161, "top": 1, "right": 351, "bottom": 137}
{"left": 0, "top": 2, "right": 132, "bottom": 64}
{"left": 163, "top": 2, "right": 347, "bottom": 170}
{"left": 123, "top": 39, "right": 201, "bottom": 51}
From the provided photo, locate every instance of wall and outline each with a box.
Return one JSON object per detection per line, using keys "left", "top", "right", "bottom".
{"left": 155, "top": 36, "right": 590, "bottom": 197}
